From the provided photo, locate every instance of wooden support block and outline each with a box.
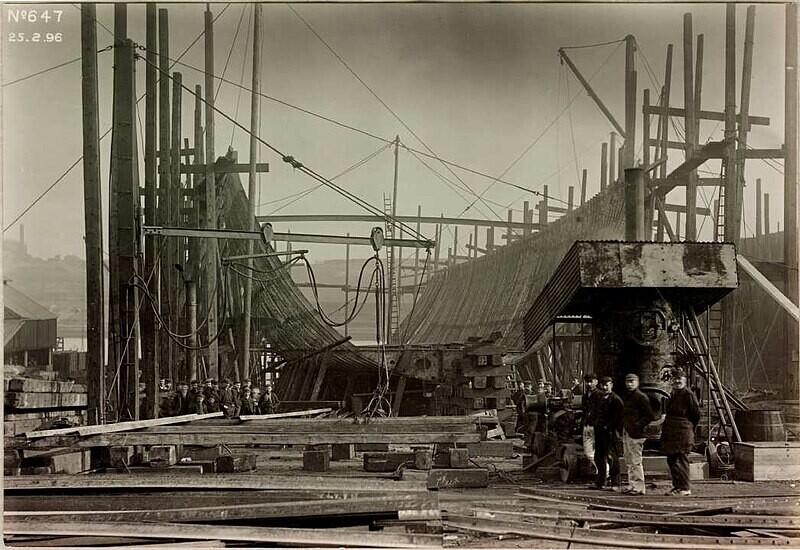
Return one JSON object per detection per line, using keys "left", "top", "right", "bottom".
{"left": 734, "top": 442, "right": 800, "bottom": 481}
{"left": 148, "top": 445, "right": 177, "bottom": 466}
{"left": 303, "top": 450, "right": 330, "bottom": 472}
{"left": 467, "top": 440, "right": 514, "bottom": 458}
{"left": 363, "top": 452, "right": 415, "bottom": 472}
{"left": 490, "top": 355, "right": 503, "bottom": 366}
{"left": 449, "top": 448, "right": 470, "bottom": 469}
{"left": 355, "top": 443, "right": 389, "bottom": 453}
{"left": 485, "top": 426, "right": 505, "bottom": 439}
{"left": 413, "top": 448, "right": 433, "bottom": 470}
{"left": 331, "top": 443, "right": 354, "bottom": 461}
{"left": 426, "top": 468, "right": 488, "bottom": 490}
{"left": 473, "top": 376, "right": 487, "bottom": 389}
{"left": 109, "top": 446, "right": 135, "bottom": 468}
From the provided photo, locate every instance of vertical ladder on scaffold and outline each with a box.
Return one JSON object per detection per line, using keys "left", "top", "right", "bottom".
{"left": 383, "top": 194, "right": 400, "bottom": 343}
{"left": 681, "top": 308, "right": 743, "bottom": 443}
{"left": 707, "top": 180, "right": 726, "bottom": 370}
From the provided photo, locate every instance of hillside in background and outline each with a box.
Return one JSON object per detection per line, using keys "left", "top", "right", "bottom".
{"left": 2, "top": 239, "right": 392, "bottom": 344}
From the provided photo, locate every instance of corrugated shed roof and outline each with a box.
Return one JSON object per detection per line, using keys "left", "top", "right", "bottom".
{"left": 3, "top": 283, "right": 56, "bottom": 321}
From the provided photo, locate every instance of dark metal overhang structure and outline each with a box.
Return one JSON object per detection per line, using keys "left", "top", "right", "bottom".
{"left": 522, "top": 241, "right": 739, "bottom": 348}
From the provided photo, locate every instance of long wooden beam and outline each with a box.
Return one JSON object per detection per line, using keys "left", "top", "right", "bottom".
{"left": 644, "top": 105, "right": 770, "bottom": 125}
{"left": 737, "top": 256, "right": 800, "bottom": 321}
{"left": 179, "top": 162, "right": 269, "bottom": 174}
{"left": 258, "top": 213, "right": 538, "bottom": 230}
{"left": 4, "top": 474, "right": 428, "bottom": 493}
{"left": 4, "top": 520, "right": 440, "bottom": 548}
{"left": 7, "top": 494, "right": 438, "bottom": 524}
{"left": 24, "top": 412, "right": 224, "bottom": 439}
{"left": 20, "top": 431, "right": 481, "bottom": 449}
{"left": 143, "top": 226, "right": 434, "bottom": 248}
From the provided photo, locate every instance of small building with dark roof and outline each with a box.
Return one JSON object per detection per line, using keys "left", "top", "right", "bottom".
{"left": 4, "top": 281, "right": 57, "bottom": 368}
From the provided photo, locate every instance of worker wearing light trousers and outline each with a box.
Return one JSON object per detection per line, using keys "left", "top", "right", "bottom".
{"left": 621, "top": 373, "right": 654, "bottom": 495}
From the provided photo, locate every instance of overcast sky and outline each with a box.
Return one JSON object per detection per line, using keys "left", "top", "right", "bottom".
{"left": 2, "top": 1, "right": 790, "bottom": 264}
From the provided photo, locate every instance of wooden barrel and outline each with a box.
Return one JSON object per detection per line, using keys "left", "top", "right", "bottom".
{"left": 735, "top": 410, "right": 787, "bottom": 442}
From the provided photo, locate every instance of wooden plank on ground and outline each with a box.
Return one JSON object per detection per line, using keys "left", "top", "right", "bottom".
{"left": 7, "top": 379, "right": 87, "bottom": 393}
{"left": 6, "top": 494, "right": 438, "bottom": 523}
{"left": 239, "top": 408, "right": 332, "bottom": 420}
{"left": 3, "top": 474, "right": 429, "bottom": 493}
{"left": 5, "top": 393, "right": 87, "bottom": 410}
{"left": 4, "top": 520, "right": 442, "bottom": 548}
{"left": 3, "top": 535, "right": 166, "bottom": 547}
{"left": 19, "top": 431, "right": 480, "bottom": 448}
{"left": 24, "top": 412, "right": 224, "bottom": 439}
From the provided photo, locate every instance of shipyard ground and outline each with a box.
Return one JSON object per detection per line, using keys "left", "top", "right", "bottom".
{"left": 5, "top": 441, "right": 800, "bottom": 548}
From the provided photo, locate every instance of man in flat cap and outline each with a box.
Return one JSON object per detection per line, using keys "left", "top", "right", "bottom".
{"left": 621, "top": 373, "right": 655, "bottom": 495}
{"left": 589, "top": 376, "right": 623, "bottom": 490}
{"left": 661, "top": 367, "right": 700, "bottom": 496}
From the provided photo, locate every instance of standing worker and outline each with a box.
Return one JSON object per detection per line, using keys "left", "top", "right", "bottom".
{"left": 581, "top": 373, "right": 600, "bottom": 474}
{"left": 620, "top": 373, "right": 655, "bottom": 495}
{"left": 661, "top": 367, "right": 700, "bottom": 496}
{"left": 589, "top": 376, "right": 623, "bottom": 490}
{"left": 259, "top": 383, "right": 280, "bottom": 414}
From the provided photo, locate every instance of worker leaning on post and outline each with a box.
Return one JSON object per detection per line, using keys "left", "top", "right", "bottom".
{"left": 620, "top": 373, "right": 655, "bottom": 495}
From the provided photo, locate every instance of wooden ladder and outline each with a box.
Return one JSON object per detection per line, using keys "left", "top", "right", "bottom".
{"left": 383, "top": 194, "right": 400, "bottom": 342}
{"left": 681, "top": 308, "right": 743, "bottom": 443}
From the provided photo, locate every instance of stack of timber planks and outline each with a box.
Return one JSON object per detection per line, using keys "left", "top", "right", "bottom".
{"left": 4, "top": 376, "right": 89, "bottom": 475}
{"left": 4, "top": 377, "right": 87, "bottom": 438}
{"left": 439, "top": 342, "right": 513, "bottom": 424}
{"left": 443, "top": 484, "right": 800, "bottom": 548}
{"left": 18, "top": 414, "right": 486, "bottom": 450}
{"left": 4, "top": 475, "right": 442, "bottom": 547}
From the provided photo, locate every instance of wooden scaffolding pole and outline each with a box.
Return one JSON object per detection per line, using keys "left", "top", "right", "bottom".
{"left": 157, "top": 8, "right": 172, "bottom": 382}
{"left": 110, "top": 34, "right": 141, "bottom": 421}
{"left": 80, "top": 3, "right": 106, "bottom": 425}
{"left": 243, "top": 3, "right": 262, "bottom": 383}
{"left": 721, "top": 3, "right": 739, "bottom": 388}
{"left": 142, "top": 3, "right": 159, "bottom": 419}
{"left": 623, "top": 34, "right": 637, "bottom": 170}
{"left": 205, "top": 5, "right": 219, "bottom": 380}
{"left": 683, "top": 13, "right": 698, "bottom": 241}
{"left": 171, "top": 72, "right": 183, "bottom": 380}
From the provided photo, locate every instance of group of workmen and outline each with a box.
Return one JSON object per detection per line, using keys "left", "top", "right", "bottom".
{"left": 580, "top": 367, "right": 700, "bottom": 496}
{"left": 168, "top": 378, "right": 280, "bottom": 418}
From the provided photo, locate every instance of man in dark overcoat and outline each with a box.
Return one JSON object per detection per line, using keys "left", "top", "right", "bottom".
{"left": 661, "top": 367, "right": 700, "bottom": 496}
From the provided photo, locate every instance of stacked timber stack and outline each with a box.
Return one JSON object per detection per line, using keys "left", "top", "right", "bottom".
{"left": 4, "top": 375, "right": 89, "bottom": 475}
{"left": 439, "top": 341, "right": 512, "bottom": 426}
{"left": 4, "top": 376, "right": 87, "bottom": 438}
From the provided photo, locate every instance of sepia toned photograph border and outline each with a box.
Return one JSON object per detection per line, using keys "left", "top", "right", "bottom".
{"left": 1, "top": 0, "right": 799, "bottom": 547}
